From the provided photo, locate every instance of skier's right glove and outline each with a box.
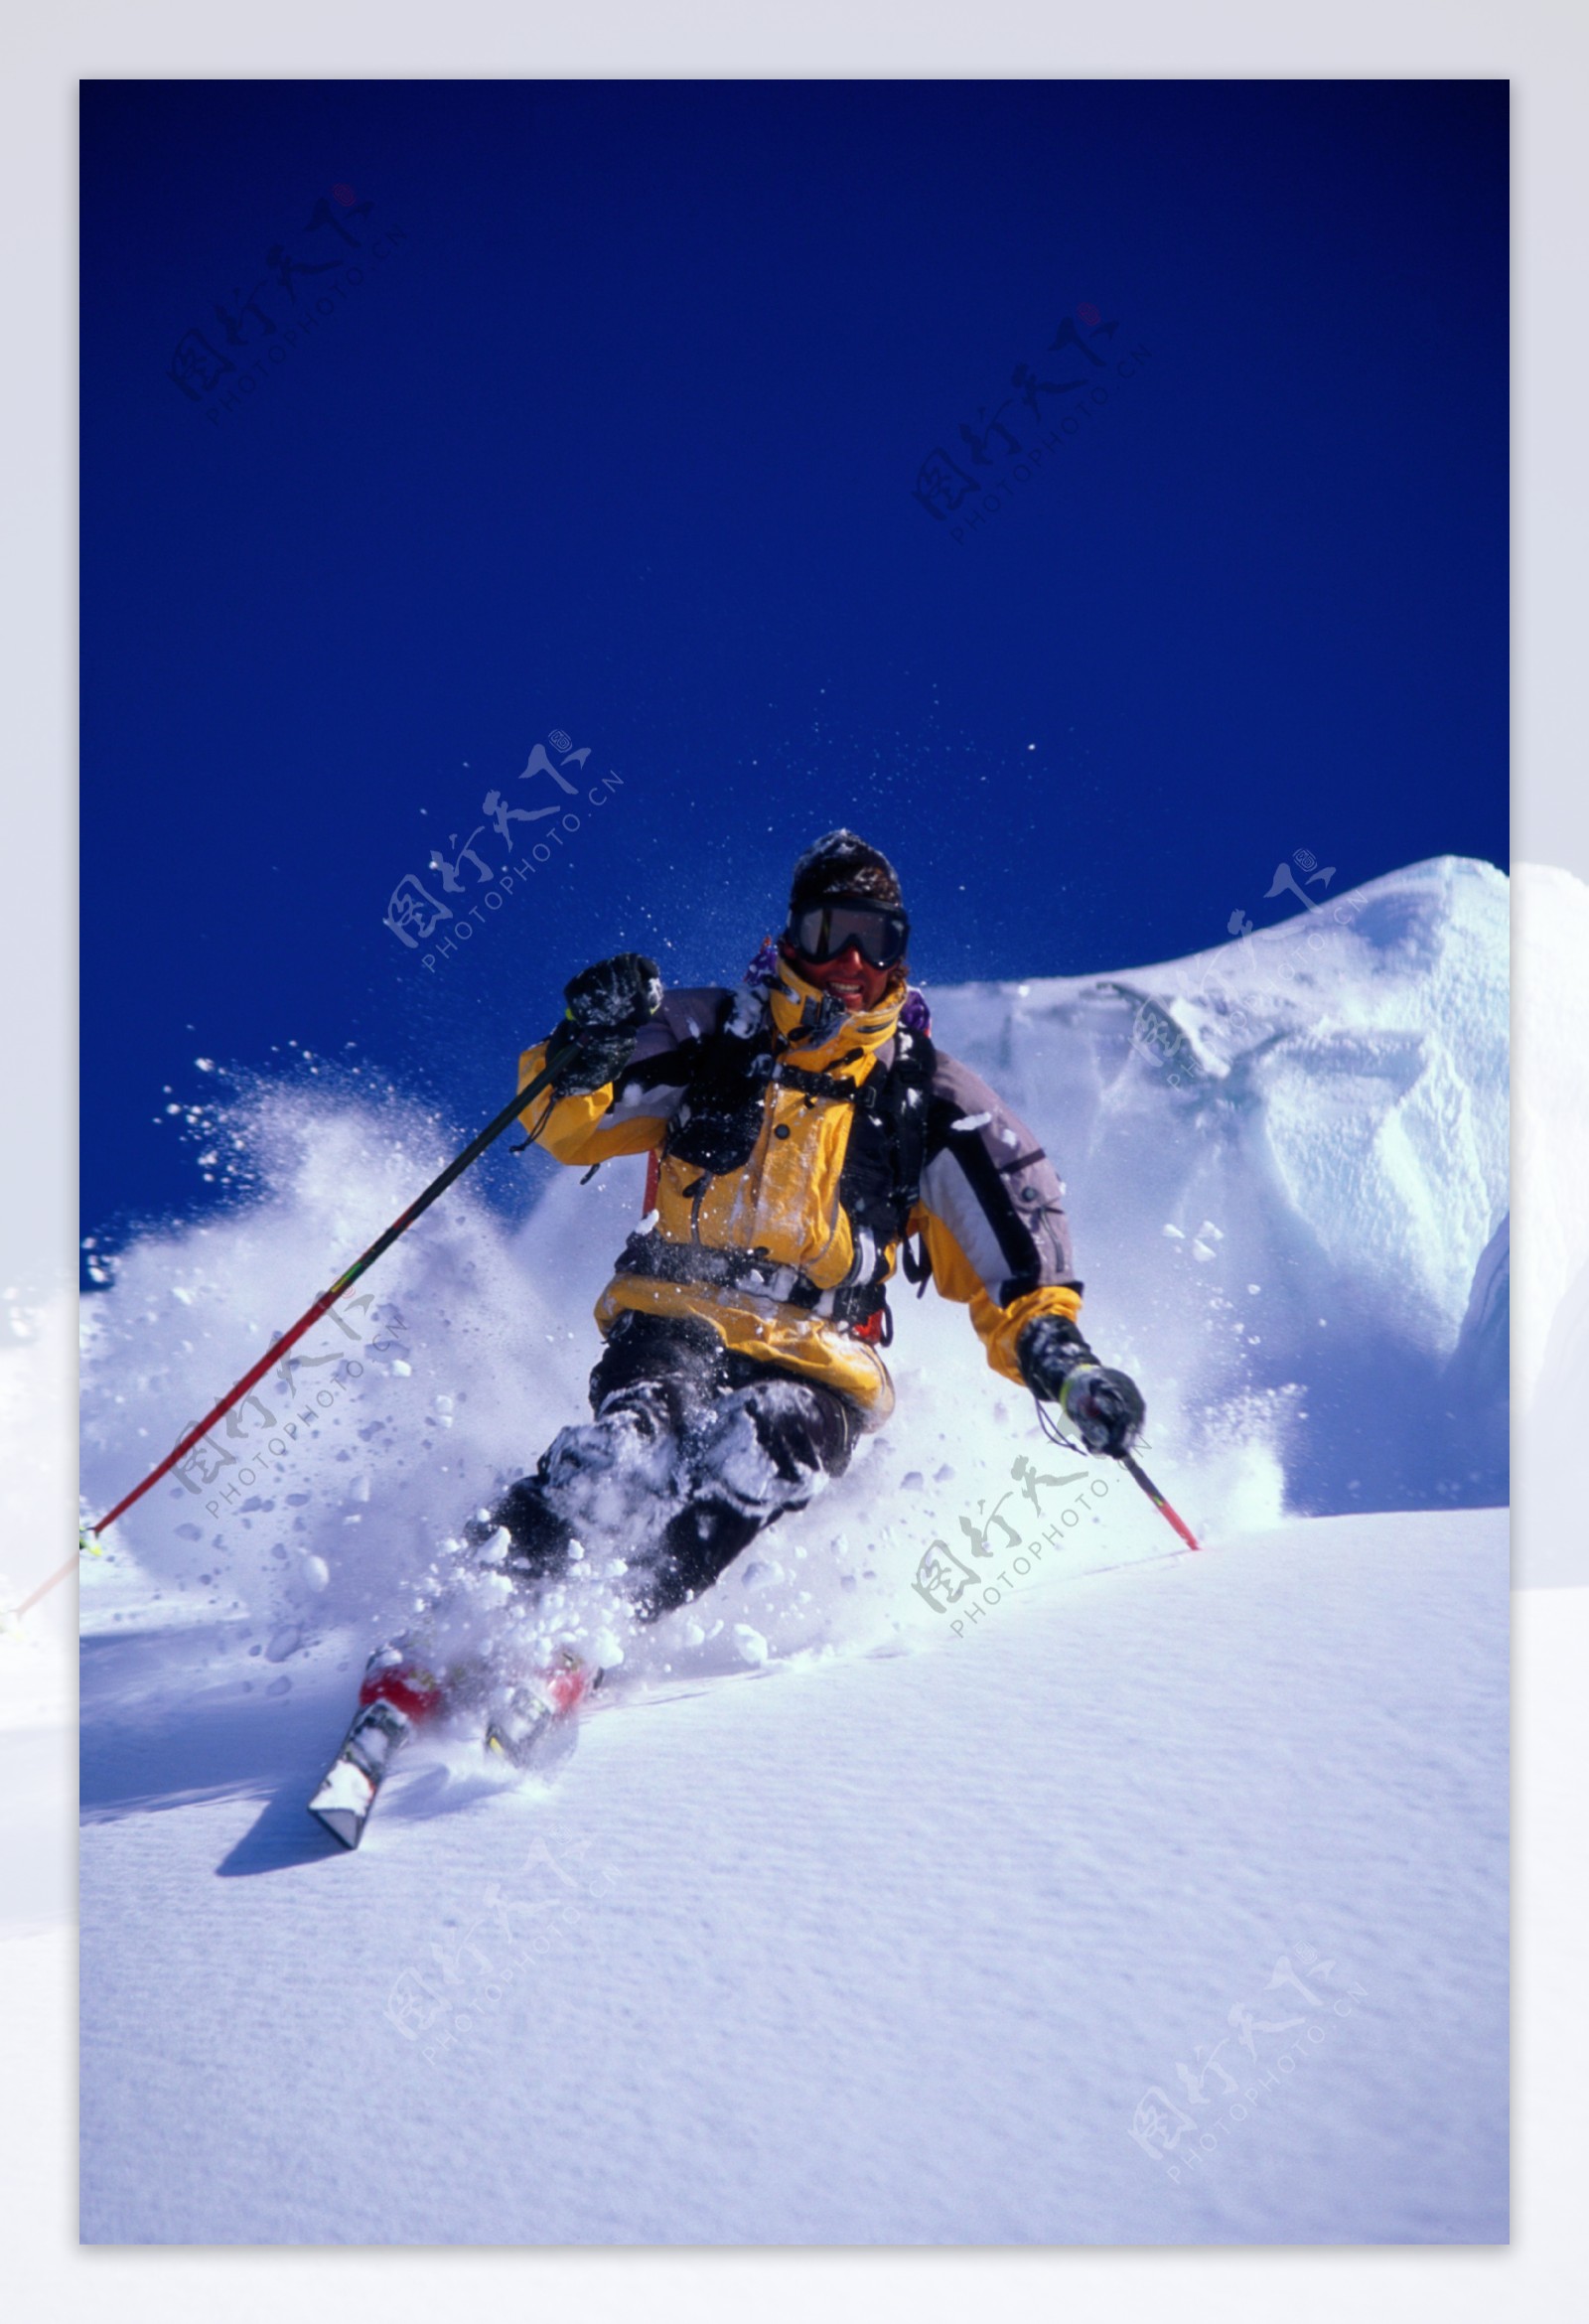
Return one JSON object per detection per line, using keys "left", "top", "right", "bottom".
{"left": 549, "top": 952, "right": 663, "bottom": 1096}
{"left": 1016, "top": 1313, "right": 1145, "bottom": 1457}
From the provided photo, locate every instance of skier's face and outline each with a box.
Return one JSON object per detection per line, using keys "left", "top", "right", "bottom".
{"left": 790, "top": 939, "right": 894, "bottom": 1012}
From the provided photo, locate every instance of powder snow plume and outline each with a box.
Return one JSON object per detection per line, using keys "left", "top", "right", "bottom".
{"left": 76, "top": 857, "right": 1509, "bottom": 1721}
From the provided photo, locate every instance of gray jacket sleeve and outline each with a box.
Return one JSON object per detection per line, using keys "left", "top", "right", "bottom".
{"left": 918, "top": 1050, "right": 1080, "bottom": 1308}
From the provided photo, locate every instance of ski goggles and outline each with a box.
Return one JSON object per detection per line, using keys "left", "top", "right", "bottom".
{"left": 787, "top": 902, "right": 911, "bottom": 970}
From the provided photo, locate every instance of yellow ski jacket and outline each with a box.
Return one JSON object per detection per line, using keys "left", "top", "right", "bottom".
{"left": 517, "top": 955, "right": 1083, "bottom": 1426}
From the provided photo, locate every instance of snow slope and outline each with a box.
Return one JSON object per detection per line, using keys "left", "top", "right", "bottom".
{"left": 71, "top": 854, "right": 1512, "bottom": 2244}
{"left": 79, "top": 1508, "right": 1506, "bottom": 2246}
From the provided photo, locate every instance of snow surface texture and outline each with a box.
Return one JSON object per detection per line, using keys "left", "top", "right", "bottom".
{"left": 79, "top": 1510, "right": 1506, "bottom": 2247}
{"left": 70, "top": 855, "right": 1514, "bottom": 2244}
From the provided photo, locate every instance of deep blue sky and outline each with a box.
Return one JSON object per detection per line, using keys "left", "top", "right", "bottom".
{"left": 81, "top": 78, "right": 1508, "bottom": 1259}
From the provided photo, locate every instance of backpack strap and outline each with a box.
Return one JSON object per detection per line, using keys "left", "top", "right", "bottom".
{"left": 836, "top": 1027, "right": 938, "bottom": 1271}
{"left": 886, "top": 1027, "right": 937, "bottom": 1220}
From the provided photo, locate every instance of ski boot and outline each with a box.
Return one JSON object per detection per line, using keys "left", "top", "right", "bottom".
{"left": 308, "top": 1650, "right": 446, "bottom": 1849}
{"left": 484, "top": 1647, "right": 599, "bottom": 1771}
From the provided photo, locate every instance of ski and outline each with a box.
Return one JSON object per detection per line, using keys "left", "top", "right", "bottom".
{"left": 484, "top": 1648, "right": 599, "bottom": 1768}
{"left": 308, "top": 1651, "right": 447, "bottom": 1849}
{"left": 308, "top": 1694, "right": 419, "bottom": 1849}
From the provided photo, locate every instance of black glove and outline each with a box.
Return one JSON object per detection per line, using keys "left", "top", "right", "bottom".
{"left": 1016, "top": 1313, "right": 1145, "bottom": 1457}
{"left": 548, "top": 952, "right": 662, "bottom": 1096}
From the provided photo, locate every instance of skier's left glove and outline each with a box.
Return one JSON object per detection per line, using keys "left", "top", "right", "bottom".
{"left": 1017, "top": 1314, "right": 1145, "bottom": 1457}
{"left": 549, "top": 952, "right": 663, "bottom": 1096}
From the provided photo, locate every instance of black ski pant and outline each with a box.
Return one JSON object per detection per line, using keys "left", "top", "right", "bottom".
{"left": 476, "top": 1311, "right": 861, "bottom": 1621}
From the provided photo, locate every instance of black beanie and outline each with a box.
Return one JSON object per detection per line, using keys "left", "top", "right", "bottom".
{"left": 788, "top": 829, "right": 905, "bottom": 917}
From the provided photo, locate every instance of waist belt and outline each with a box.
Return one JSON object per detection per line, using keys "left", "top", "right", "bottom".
{"left": 613, "top": 1231, "right": 887, "bottom": 1326}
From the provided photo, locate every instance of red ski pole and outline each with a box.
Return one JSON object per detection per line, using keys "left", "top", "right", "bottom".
{"left": 1035, "top": 1385, "right": 1202, "bottom": 1552}
{"left": 1118, "top": 1449, "right": 1202, "bottom": 1551}
{"left": 75, "top": 1026, "right": 582, "bottom": 1558}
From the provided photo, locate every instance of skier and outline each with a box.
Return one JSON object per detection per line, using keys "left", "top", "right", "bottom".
{"left": 311, "top": 831, "right": 1144, "bottom": 1843}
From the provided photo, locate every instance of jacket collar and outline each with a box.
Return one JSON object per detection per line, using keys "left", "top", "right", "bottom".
{"left": 766, "top": 954, "right": 905, "bottom": 1072}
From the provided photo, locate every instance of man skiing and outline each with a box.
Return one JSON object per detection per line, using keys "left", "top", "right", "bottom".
{"left": 310, "top": 830, "right": 1144, "bottom": 1843}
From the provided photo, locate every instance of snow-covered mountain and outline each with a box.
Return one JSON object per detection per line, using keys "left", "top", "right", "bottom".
{"left": 62, "top": 854, "right": 1517, "bottom": 2244}
{"left": 919, "top": 850, "right": 1510, "bottom": 1517}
